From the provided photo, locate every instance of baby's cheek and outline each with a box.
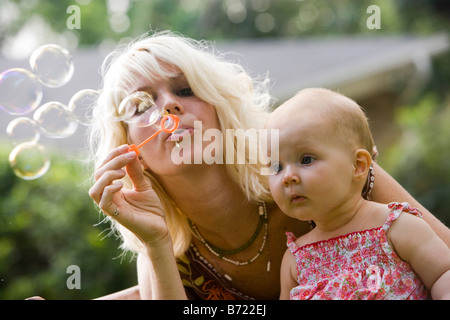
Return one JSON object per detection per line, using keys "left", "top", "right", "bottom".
{"left": 269, "top": 178, "right": 284, "bottom": 203}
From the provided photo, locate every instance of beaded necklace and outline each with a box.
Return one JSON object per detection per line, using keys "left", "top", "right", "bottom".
{"left": 188, "top": 202, "right": 270, "bottom": 271}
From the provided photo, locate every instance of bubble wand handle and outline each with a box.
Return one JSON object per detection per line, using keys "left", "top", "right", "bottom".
{"left": 129, "top": 114, "right": 179, "bottom": 156}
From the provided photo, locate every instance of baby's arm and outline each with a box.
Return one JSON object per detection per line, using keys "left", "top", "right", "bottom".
{"left": 431, "top": 270, "right": 450, "bottom": 300}
{"left": 279, "top": 249, "right": 299, "bottom": 300}
{"left": 388, "top": 212, "right": 450, "bottom": 300}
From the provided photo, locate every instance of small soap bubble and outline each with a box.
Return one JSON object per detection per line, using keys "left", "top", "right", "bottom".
{"left": 33, "top": 101, "right": 78, "bottom": 138}
{"left": 29, "top": 44, "right": 74, "bottom": 88}
{"left": 161, "top": 115, "right": 176, "bottom": 131}
{"left": 118, "top": 91, "right": 161, "bottom": 127}
{"left": 9, "top": 142, "right": 50, "bottom": 180}
{"left": 68, "top": 89, "right": 100, "bottom": 126}
{"left": 0, "top": 68, "right": 43, "bottom": 115}
{"left": 6, "top": 117, "right": 40, "bottom": 145}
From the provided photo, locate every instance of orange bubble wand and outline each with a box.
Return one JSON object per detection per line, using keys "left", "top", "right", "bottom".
{"left": 129, "top": 114, "right": 179, "bottom": 156}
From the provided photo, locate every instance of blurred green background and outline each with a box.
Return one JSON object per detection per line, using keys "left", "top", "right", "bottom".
{"left": 0, "top": 143, "right": 137, "bottom": 299}
{"left": 0, "top": 0, "right": 449, "bottom": 299}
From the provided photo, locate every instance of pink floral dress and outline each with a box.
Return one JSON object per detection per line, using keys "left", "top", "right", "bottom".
{"left": 286, "top": 202, "right": 431, "bottom": 300}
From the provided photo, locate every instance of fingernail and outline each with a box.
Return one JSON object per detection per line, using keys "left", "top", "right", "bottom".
{"left": 126, "top": 152, "right": 136, "bottom": 158}
{"left": 119, "top": 145, "right": 130, "bottom": 152}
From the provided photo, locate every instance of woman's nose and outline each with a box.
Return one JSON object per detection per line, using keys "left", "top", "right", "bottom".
{"left": 282, "top": 165, "right": 300, "bottom": 186}
{"left": 158, "top": 92, "right": 183, "bottom": 115}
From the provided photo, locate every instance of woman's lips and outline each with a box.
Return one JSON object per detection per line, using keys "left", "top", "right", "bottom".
{"left": 167, "top": 127, "right": 194, "bottom": 141}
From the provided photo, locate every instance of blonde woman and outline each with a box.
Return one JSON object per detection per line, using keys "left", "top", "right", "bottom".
{"left": 88, "top": 31, "right": 450, "bottom": 300}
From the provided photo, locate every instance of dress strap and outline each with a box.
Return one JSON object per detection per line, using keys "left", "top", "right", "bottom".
{"left": 383, "top": 202, "right": 423, "bottom": 232}
{"left": 286, "top": 232, "right": 300, "bottom": 255}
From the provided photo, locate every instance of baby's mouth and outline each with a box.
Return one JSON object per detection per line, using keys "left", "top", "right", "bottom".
{"left": 290, "top": 194, "right": 307, "bottom": 203}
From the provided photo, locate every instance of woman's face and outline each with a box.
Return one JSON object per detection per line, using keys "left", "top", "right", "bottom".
{"left": 126, "top": 66, "right": 221, "bottom": 176}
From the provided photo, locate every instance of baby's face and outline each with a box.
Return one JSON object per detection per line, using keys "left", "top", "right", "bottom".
{"left": 266, "top": 99, "right": 356, "bottom": 222}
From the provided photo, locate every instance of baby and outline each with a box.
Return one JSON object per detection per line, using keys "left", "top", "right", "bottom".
{"left": 266, "top": 88, "right": 450, "bottom": 300}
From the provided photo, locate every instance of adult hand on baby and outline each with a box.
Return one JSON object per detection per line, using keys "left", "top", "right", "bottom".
{"left": 89, "top": 145, "right": 169, "bottom": 248}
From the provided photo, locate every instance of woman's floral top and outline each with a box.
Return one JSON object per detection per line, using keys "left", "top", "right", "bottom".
{"left": 286, "top": 202, "right": 431, "bottom": 300}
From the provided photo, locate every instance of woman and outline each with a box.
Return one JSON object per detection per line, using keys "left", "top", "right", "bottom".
{"left": 88, "top": 31, "right": 450, "bottom": 300}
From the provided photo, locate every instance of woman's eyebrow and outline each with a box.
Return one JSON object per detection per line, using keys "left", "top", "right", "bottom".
{"left": 136, "top": 73, "right": 186, "bottom": 92}
{"left": 169, "top": 73, "right": 187, "bottom": 83}
{"left": 136, "top": 85, "right": 152, "bottom": 92}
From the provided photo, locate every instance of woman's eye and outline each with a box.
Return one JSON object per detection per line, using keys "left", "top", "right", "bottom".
{"left": 178, "top": 87, "right": 194, "bottom": 97}
{"left": 136, "top": 101, "right": 152, "bottom": 114}
{"left": 301, "top": 156, "right": 314, "bottom": 165}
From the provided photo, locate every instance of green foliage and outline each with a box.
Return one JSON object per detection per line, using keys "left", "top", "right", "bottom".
{"left": 379, "top": 92, "right": 450, "bottom": 225}
{"left": 0, "top": 143, "right": 136, "bottom": 300}
{"left": 379, "top": 53, "right": 450, "bottom": 226}
{"left": 2, "top": 0, "right": 449, "bottom": 48}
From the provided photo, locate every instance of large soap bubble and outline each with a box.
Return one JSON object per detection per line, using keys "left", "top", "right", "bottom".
{"left": 68, "top": 89, "right": 99, "bottom": 126}
{"left": 0, "top": 68, "right": 43, "bottom": 115}
{"left": 6, "top": 117, "right": 40, "bottom": 145}
{"left": 29, "top": 44, "right": 74, "bottom": 88}
{"left": 9, "top": 142, "right": 50, "bottom": 180}
{"left": 33, "top": 101, "right": 78, "bottom": 138}
{"left": 118, "top": 91, "right": 161, "bottom": 127}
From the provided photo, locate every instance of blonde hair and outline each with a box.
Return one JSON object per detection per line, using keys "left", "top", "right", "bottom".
{"left": 89, "top": 31, "right": 274, "bottom": 257}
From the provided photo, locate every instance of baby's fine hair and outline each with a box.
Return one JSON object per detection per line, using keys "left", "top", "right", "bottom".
{"left": 293, "top": 88, "right": 374, "bottom": 154}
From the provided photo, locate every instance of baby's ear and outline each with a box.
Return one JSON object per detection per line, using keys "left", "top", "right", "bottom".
{"left": 353, "top": 149, "right": 372, "bottom": 181}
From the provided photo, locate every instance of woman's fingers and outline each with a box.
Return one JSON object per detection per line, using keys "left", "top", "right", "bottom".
{"left": 94, "top": 145, "right": 135, "bottom": 181}
{"left": 89, "top": 144, "right": 154, "bottom": 220}
{"left": 96, "top": 145, "right": 129, "bottom": 169}
{"left": 125, "top": 153, "right": 152, "bottom": 192}
{"left": 98, "top": 181, "right": 123, "bottom": 216}
{"left": 89, "top": 169, "right": 126, "bottom": 204}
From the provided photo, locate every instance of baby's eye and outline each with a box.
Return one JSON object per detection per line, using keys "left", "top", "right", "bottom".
{"left": 178, "top": 87, "right": 194, "bottom": 97}
{"left": 271, "top": 162, "right": 283, "bottom": 174}
{"left": 301, "top": 156, "right": 315, "bottom": 165}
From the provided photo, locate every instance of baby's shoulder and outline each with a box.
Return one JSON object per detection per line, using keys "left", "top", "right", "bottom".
{"left": 359, "top": 201, "right": 391, "bottom": 228}
{"left": 372, "top": 201, "right": 425, "bottom": 232}
{"left": 293, "top": 232, "right": 314, "bottom": 248}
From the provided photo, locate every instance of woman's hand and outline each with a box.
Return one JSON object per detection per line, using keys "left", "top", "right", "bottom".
{"left": 89, "top": 144, "right": 170, "bottom": 247}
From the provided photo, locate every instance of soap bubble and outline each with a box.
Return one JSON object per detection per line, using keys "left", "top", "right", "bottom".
{"left": 97, "top": 86, "right": 127, "bottom": 122}
{"left": 161, "top": 114, "right": 177, "bottom": 131}
{"left": 9, "top": 142, "right": 50, "bottom": 180}
{"left": 118, "top": 91, "right": 161, "bottom": 127}
{"left": 33, "top": 101, "right": 78, "bottom": 138}
{"left": 29, "top": 44, "right": 74, "bottom": 88}
{"left": 0, "top": 68, "right": 43, "bottom": 115}
{"left": 6, "top": 117, "right": 40, "bottom": 145}
{"left": 68, "top": 89, "right": 99, "bottom": 126}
